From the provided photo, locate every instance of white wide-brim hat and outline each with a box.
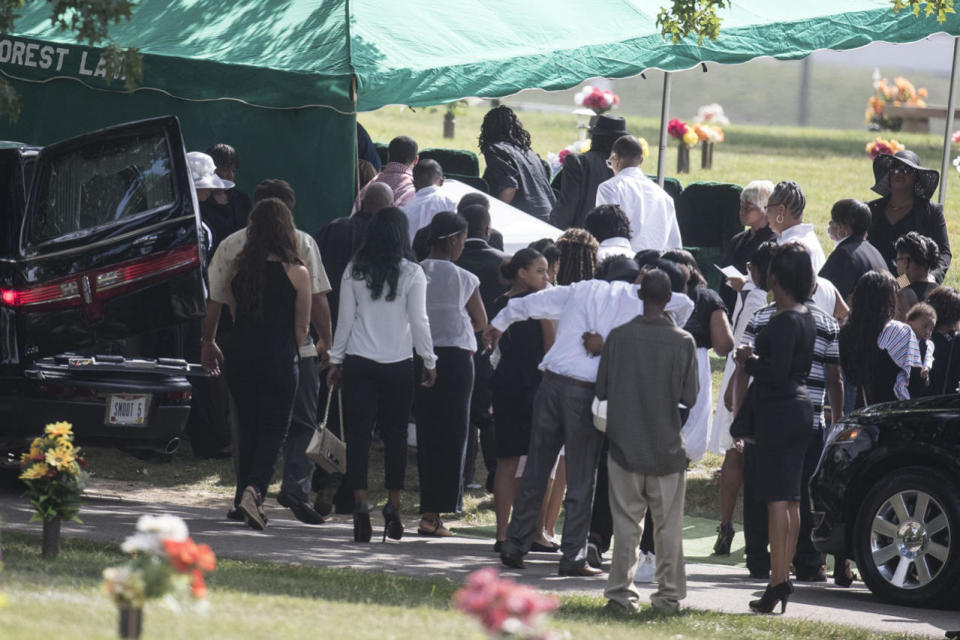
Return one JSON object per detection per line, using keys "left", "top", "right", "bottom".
{"left": 187, "top": 151, "right": 235, "bottom": 190}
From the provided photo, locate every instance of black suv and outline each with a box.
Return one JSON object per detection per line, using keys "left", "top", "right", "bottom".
{"left": 0, "top": 117, "right": 206, "bottom": 460}
{"left": 810, "top": 394, "right": 960, "bottom": 608}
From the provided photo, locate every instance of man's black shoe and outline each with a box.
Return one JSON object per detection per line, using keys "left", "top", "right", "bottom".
{"left": 226, "top": 507, "right": 244, "bottom": 522}
{"left": 558, "top": 563, "right": 603, "bottom": 577}
{"left": 500, "top": 552, "right": 525, "bottom": 569}
{"left": 794, "top": 567, "right": 827, "bottom": 582}
{"left": 278, "top": 493, "right": 326, "bottom": 525}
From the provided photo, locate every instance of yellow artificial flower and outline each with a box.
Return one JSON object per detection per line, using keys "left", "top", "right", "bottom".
{"left": 682, "top": 130, "right": 699, "bottom": 148}
{"left": 45, "top": 421, "right": 73, "bottom": 439}
{"left": 637, "top": 137, "right": 649, "bottom": 160}
{"left": 20, "top": 462, "right": 50, "bottom": 480}
{"left": 28, "top": 437, "right": 43, "bottom": 456}
{"left": 55, "top": 438, "right": 74, "bottom": 453}
{"left": 45, "top": 448, "right": 74, "bottom": 470}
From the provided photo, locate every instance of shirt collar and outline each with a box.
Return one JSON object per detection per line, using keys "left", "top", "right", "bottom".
{"left": 600, "top": 237, "right": 633, "bottom": 249}
{"left": 779, "top": 223, "right": 814, "bottom": 240}
{"left": 414, "top": 184, "right": 440, "bottom": 198}
{"left": 618, "top": 166, "right": 646, "bottom": 179}
{"left": 382, "top": 162, "right": 413, "bottom": 176}
{"left": 635, "top": 314, "right": 672, "bottom": 326}
{"left": 464, "top": 237, "right": 489, "bottom": 247}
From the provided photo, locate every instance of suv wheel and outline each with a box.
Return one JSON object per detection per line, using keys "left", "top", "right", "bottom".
{"left": 854, "top": 468, "right": 960, "bottom": 608}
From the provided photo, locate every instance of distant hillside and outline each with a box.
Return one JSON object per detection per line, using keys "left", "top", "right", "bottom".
{"left": 504, "top": 56, "right": 953, "bottom": 131}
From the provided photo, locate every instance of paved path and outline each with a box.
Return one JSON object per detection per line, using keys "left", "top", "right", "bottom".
{"left": 0, "top": 492, "right": 954, "bottom": 638}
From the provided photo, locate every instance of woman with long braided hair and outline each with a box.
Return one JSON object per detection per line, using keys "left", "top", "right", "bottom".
{"left": 479, "top": 105, "right": 556, "bottom": 222}
{"left": 555, "top": 228, "right": 599, "bottom": 285}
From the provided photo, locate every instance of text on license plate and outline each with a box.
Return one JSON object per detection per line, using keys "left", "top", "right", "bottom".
{"left": 107, "top": 394, "right": 148, "bottom": 425}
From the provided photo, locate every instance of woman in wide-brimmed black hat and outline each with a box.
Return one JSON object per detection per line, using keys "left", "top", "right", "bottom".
{"left": 867, "top": 150, "right": 951, "bottom": 283}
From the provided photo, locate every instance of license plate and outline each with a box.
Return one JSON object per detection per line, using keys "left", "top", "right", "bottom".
{"left": 106, "top": 394, "right": 149, "bottom": 425}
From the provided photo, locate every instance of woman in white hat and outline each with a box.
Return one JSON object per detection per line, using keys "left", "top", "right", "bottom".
{"left": 187, "top": 150, "right": 245, "bottom": 257}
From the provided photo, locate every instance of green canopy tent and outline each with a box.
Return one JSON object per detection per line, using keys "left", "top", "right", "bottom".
{"left": 1, "top": 1, "right": 959, "bottom": 230}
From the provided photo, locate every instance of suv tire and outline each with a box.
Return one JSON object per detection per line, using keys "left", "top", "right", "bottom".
{"left": 854, "top": 467, "right": 960, "bottom": 608}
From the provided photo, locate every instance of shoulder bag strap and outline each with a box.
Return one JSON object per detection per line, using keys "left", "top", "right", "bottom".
{"left": 336, "top": 388, "right": 345, "bottom": 441}
{"left": 319, "top": 387, "right": 334, "bottom": 431}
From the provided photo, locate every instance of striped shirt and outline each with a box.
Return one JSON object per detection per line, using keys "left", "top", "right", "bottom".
{"left": 877, "top": 320, "right": 923, "bottom": 400}
{"left": 744, "top": 302, "right": 840, "bottom": 428}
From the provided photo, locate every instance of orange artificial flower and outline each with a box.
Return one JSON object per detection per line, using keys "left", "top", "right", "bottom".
{"left": 164, "top": 538, "right": 199, "bottom": 573}
{"left": 194, "top": 543, "right": 216, "bottom": 572}
{"left": 191, "top": 569, "right": 208, "bottom": 599}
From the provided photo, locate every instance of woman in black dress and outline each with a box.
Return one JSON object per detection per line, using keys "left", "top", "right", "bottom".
{"left": 718, "top": 179, "right": 775, "bottom": 312}
{"left": 894, "top": 231, "right": 940, "bottom": 318}
{"left": 867, "top": 150, "right": 950, "bottom": 282}
{"left": 490, "top": 248, "right": 555, "bottom": 550}
{"left": 840, "top": 271, "right": 926, "bottom": 405}
{"left": 734, "top": 244, "right": 816, "bottom": 613}
{"left": 221, "top": 198, "right": 312, "bottom": 530}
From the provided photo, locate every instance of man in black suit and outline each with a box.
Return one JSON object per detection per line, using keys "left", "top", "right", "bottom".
{"left": 819, "top": 198, "right": 888, "bottom": 302}
{"left": 549, "top": 115, "right": 625, "bottom": 230}
{"left": 456, "top": 202, "right": 510, "bottom": 491}
{"left": 413, "top": 191, "right": 504, "bottom": 260}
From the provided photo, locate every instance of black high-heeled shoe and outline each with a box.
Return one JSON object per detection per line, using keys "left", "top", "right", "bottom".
{"left": 382, "top": 502, "right": 403, "bottom": 542}
{"left": 833, "top": 558, "right": 857, "bottom": 588}
{"left": 749, "top": 580, "right": 793, "bottom": 614}
{"left": 353, "top": 510, "right": 372, "bottom": 543}
{"left": 712, "top": 523, "right": 735, "bottom": 556}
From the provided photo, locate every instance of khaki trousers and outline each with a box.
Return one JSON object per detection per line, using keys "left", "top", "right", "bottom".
{"left": 604, "top": 456, "right": 686, "bottom": 612}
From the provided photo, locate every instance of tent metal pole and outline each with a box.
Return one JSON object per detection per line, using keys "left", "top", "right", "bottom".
{"left": 657, "top": 71, "right": 672, "bottom": 187}
{"left": 939, "top": 37, "right": 960, "bottom": 205}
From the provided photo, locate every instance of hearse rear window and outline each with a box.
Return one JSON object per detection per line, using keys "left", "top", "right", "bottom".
{"left": 27, "top": 133, "right": 175, "bottom": 245}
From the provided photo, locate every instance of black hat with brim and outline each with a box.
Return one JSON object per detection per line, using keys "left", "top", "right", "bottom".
{"left": 871, "top": 150, "right": 939, "bottom": 200}
{"left": 589, "top": 114, "right": 627, "bottom": 136}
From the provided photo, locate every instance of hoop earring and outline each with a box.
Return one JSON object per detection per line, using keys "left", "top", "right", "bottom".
{"left": 776, "top": 214, "right": 784, "bottom": 224}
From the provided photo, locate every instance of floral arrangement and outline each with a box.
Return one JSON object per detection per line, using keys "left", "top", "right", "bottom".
{"left": 19, "top": 421, "right": 87, "bottom": 523}
{"left": 866, "top": 136, "right": 906, "bottom": 159}
{"left": 574, "top": 85, "right": 619, "bottom": 115}
{"left": 693, "top": 123, "right": 724, "bottom": 144}
{"left": 548, "top": 138, "right": 591, "bottom": 174}
{"left": 453, "top": 568, "right": 559, "bottom": 639}
{"left": 102, "top": 515, "right": 216, "bottom": 610}
{"left": 866, "top": 74, "right": 928, "bottom": 131}
{"left": 693, "top": 103, "right": 730, "bottom": 126}
{"left": 668, "top": 118, "right": 700, "bottom": 148}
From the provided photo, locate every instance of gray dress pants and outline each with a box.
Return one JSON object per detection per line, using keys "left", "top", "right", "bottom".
{"left": 502, "top": 372, "right": 604, "bottom": 571}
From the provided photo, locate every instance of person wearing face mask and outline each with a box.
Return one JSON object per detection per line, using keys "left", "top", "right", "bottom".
{"left": 819, "top": 198, "right": 888, "bottom": 302}
{"left": 867, "top": 150, "right": 951, "bottom": 283}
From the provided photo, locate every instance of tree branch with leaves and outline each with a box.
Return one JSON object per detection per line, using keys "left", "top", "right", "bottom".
{"left": 657, "top": 0, "right": 731, "bottom": 45}
{"left": 891, "top": 0, "right": 956, "bottom": 22}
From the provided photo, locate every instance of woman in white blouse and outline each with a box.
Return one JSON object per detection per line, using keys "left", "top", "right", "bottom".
{"left": 327, "top": 207, "right": 437, "bottom": 543}
{"left": 767, "top": 181, "right": 826, "bottom": 273}
{"left": 415, "top": 211, "right": 487, "bottom": 537}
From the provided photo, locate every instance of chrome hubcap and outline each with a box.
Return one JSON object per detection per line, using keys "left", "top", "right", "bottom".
{"left": 870, "top": 490, "right": 951, "bottom": 589}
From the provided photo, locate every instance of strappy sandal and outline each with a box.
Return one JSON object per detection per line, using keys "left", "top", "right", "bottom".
{"left": 417, "top": 516, "right": 453, "bottom": 537}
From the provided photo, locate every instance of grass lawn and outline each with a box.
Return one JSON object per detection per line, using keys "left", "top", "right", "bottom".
{"left": 0, "top": 532, "right": 922, "bottom": 640}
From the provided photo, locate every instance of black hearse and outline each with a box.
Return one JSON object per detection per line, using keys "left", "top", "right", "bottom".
{"left": 0, "top": 116, "right": 206, "bottom": 463}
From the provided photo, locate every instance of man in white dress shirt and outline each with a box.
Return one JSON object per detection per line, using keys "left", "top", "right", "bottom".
{"left": 485, "top": 267, "right": 693, "bottom": 576}
{"left": 403, "top": 159, "right": 458, "bottom": 242}
{"left": 596, "top": 135, "right": 682, "bottom": 253}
